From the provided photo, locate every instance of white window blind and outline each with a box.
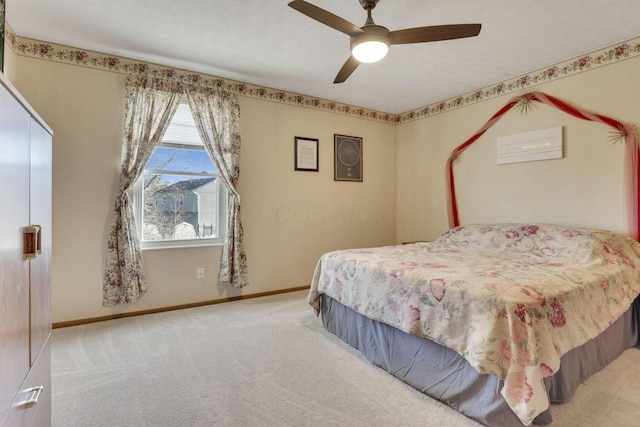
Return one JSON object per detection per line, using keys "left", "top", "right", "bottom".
{"left": 162, "top": 103, "right": 202, "bottom": 146}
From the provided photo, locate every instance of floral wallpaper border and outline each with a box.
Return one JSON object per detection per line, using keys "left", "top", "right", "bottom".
{"left": 397, "top": 39, "right": 640, "bottom": 123}
{"left": 6, "top": 25, "right": 640, "bottom": 124}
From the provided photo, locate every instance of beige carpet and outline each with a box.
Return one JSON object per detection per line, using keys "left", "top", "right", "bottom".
{"left": 51, "top": 290, "right": 640, "bottom": 426}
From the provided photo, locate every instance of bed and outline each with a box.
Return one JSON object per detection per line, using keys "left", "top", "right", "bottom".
{"left": 309, "top": 223, "right": 640, "bottom": 426}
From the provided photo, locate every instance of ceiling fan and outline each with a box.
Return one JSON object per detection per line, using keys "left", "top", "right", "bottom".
{"left": 288, "top": 0, "right": 481, "bottom": 83}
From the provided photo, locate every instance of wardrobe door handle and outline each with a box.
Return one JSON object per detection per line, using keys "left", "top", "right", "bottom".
{"left": 23, "top": 226, "right": 39, "bottom": 259}
{"left": 17, "top": 386, "right": 44, "bottom": 409}
{"left": 34, "top": 224, "right": 43, "bottom": 255}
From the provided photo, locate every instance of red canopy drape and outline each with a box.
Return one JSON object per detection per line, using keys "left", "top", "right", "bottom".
{"left": 446, "top": 91, "right": 639, "bottom": 239}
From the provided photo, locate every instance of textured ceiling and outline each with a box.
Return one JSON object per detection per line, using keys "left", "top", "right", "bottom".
{"left": 7, "top": 0, "right": 640, "bottom": 114}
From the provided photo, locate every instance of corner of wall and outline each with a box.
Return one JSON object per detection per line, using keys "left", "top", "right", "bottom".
{"left": 2, "top": 23, "right": 17, "bottom": 83}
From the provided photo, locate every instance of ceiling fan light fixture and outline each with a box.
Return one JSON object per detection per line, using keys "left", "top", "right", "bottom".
{"left": 288, "top": 0, "right": 482, "bottom": 83}
{"left": 350, "top": 26, "right": 390, "bottom": 63}
{"left": 352, "top": 40, "right": 389, "bottom": 63}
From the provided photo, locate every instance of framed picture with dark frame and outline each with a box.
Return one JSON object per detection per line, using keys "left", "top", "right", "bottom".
{"left": 294, "top": 136, "right": 319, "bottom": 172}
{"left": 334, "top": 134, "right": 362, "bottom": 182}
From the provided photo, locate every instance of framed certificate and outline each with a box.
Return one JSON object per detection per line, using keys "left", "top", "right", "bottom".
{"left": 294, "top": 136, "right": 319, "bottom": 172}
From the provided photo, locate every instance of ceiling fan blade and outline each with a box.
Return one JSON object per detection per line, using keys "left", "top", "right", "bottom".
{"left": 389, "top": 24, "right": 481, "bottom": 45}
{"left": 288, "top": 0, "right": 364, "bottom": 36}
{"left": 334, "top": 56, "right": 360, "bottom": 84}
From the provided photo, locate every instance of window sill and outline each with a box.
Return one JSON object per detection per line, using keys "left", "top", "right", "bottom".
{"left": 141, "top": 241, "right": 224, "bottom": 251}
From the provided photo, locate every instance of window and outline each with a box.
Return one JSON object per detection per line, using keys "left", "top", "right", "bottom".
{"left": 134, "top": 101, "right": 226, "bottom": 249}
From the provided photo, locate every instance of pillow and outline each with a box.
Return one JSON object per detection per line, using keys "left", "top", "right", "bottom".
{"left": 433, "top": 223, "right": 633, "bottom": 263}
{"left": 435, "top": 223, "right": 543, "bottom": 252}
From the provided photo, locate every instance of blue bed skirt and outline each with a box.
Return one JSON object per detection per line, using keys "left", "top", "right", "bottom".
{"left": 320, "top": 295, "right": 639, "bottom": 426}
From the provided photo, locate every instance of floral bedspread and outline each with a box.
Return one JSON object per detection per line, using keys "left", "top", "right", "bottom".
{"left": 309, "top": 224, "right": 640, "bottom": 425}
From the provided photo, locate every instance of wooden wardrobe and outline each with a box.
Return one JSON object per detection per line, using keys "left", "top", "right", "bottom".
{"left": 0, "top": 71, "right": 53, "bottom": 426}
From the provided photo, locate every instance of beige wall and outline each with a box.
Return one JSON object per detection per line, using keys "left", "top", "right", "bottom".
{"left": 397, "top": 57, "right": 640, "bottom": 243}
{"left": 12, "top": 56, "right": 397, "bottom": 323}
{"left": 11, "top": 42, "right": 640, "bottom": 323}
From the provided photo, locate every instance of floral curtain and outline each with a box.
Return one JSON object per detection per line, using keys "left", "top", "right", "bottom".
{"left": 103, "top": 75, "right": 182, "bottom": 305}
{"left": 187, "top": 88, "right": 248, "bottom": 288}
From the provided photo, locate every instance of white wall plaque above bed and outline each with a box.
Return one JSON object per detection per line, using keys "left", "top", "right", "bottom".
{"left": 497, "top": 126, "right": 563, "bottom": 164}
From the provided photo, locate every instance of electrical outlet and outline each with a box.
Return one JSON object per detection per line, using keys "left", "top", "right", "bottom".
{"left": 196, "top": 267, "right": 205, "bottom": 280}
